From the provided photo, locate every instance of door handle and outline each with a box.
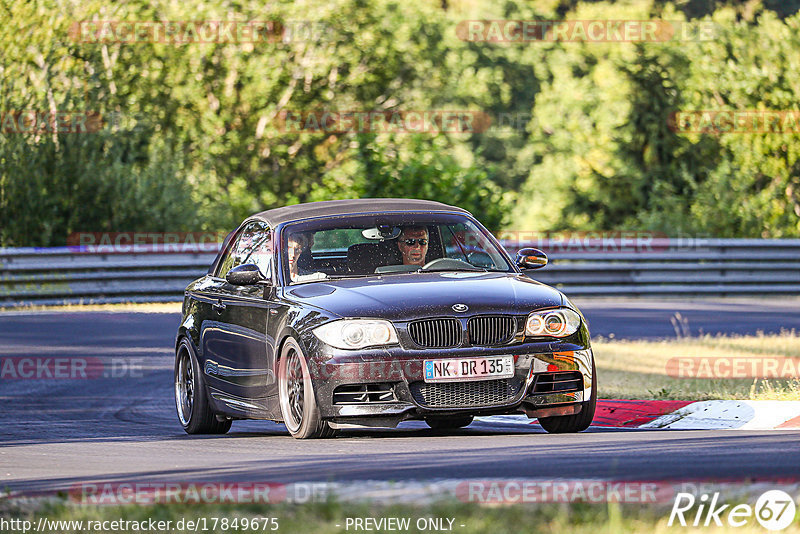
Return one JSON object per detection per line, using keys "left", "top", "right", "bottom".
{"left": 213, "top": 300, "right": 226, "bottom": 313}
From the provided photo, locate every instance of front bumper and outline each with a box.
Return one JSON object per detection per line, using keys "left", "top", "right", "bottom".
{"left": 305, "top": 341, "right": 593, "bottom": 425}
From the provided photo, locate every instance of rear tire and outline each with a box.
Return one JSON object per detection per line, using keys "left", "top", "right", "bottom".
{"left": 278, "top": 337, "right": 336, "bottom": 439}
{"left": 538, "top": 359, "right": 597, "bottom": 434}
{"left": 424, "top": 415, "right": 474, "bottom": 430}
{"left": 175, "top": 338, "right": 232, "bottom": 435}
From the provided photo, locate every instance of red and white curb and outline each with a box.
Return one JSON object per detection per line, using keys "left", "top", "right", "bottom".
{"left": 640, "top": 400, "right": 800, "bottom": 430}
{"left": 476, "top": 399, "right": 800, "bottom": 430}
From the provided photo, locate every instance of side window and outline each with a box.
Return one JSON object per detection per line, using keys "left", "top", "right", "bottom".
{"left": 215, "top": 234, "right": 243, "bottom": 279}
{"left": 243, "top": 230, "right": 273, "bottom": 278}
{"left": 216, "top": 221, "right": 271, "bottom": 278}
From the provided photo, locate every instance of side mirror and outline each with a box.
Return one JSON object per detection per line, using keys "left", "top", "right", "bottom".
{"left": 226, "top": 264, "right": 269, "bottom": 286}
{"left": 515, "top": 248, "right": 548, "bottom": 270}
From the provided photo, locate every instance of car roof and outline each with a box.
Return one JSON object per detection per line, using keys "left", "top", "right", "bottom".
{"left": 251, "top": 198, "right": 472, "bottom": 226}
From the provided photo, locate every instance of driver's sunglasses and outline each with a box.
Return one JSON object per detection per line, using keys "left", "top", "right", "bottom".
{"left": 403, "top": 238, "right": 428, "bottom": 247}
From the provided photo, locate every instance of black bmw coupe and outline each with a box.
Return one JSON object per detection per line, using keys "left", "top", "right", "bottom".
{"left": 175, "top": 199, "right": 596, "bottom": 438}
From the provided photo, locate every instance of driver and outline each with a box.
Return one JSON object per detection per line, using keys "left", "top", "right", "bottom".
{"left": 397, "top": 226, "right": 429, "bottom": 266}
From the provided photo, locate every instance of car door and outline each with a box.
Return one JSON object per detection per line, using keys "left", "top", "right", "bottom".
{"left": 200, "top": 221, "right": 274, "bottom": 415}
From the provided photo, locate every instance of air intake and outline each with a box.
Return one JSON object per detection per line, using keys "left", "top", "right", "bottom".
{"left": 332, "top": 383, "right": 396, "bottom": 404}
{"left": 409, "top": 378, "right": 523, "bottom": 408}
{"left": 529, "top": 371, "right": 584, "bottom": 395}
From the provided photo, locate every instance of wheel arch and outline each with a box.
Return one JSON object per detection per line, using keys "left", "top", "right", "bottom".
{"left": 175, "top": 330, "right": 202, "bottom": 364}
{"left": 276, "top": 322, "right": 312, "bottom": 358}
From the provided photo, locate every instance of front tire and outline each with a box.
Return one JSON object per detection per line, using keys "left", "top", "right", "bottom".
{"left": 277, "top": 337, "right": 336, "bottom": 439}
{"left": 175, "top": 338, "right": 231, "bottom": 435}
{"left": 538, "top": 360, "right": 597, "bottom": 434}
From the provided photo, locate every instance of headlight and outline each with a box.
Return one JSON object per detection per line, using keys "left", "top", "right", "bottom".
{"left": 313, "top": 319, "right": 399, "bottom": 349}
{"left": 525, "top": 308, "right": 581, "bottom": 337}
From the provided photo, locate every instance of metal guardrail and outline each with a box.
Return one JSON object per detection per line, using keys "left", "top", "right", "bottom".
{"left": 1, "top": 239, "right": 799, "bottom": 307}
{"left": 504, "top": 238, "right": 800, "bottom": 296}
{"left": 0, "top": 248, "right": 216, "bottom": 307}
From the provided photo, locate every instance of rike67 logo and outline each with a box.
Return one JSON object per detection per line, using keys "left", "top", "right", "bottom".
{"left": 669, "top": 490, "right": 797, "bottom": 531}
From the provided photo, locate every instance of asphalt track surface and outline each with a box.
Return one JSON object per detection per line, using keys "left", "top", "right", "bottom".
{"left": 1, "top": 298, "right": 799, "bottom": 494}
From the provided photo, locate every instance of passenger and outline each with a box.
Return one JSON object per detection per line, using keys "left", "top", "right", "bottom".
{"left": 287, "top": 232, "right": 321, "bottom": 281}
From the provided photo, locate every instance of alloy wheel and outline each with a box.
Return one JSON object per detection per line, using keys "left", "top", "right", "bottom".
{"left": 281, "top": 348, "right": 306, "bottom": 432}
{"left": 175, "top": 348, "right": 194, "bottom": 426}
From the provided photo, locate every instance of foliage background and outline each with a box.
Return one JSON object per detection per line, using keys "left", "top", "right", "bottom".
{"left": 1, "top": 0, "right": 799, "bottom": 246}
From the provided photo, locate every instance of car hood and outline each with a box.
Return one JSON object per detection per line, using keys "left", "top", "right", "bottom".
{"left": 284, "top": 271, "right": 564, "bottom": 320}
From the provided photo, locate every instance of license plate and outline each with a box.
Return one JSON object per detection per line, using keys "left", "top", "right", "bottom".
{"left": 423, "top": 356, "right": 515, "bottom": 383}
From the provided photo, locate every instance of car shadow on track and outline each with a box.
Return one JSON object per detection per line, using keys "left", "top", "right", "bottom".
{"left": 6, "top": 431, "right": 800, "bottom": 496}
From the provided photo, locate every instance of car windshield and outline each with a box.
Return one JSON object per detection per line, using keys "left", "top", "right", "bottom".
{"left": 281, "top": 213, "right": 512, "bottom": 283}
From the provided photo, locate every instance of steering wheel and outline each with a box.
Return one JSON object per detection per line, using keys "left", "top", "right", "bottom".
{"left": 421, "top": 257, "right": 479, "bottom": 271}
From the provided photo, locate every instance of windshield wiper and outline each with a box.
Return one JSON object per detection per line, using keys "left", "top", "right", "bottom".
{"left": 417, "top": 266, "right": 488, "bottom": 273}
